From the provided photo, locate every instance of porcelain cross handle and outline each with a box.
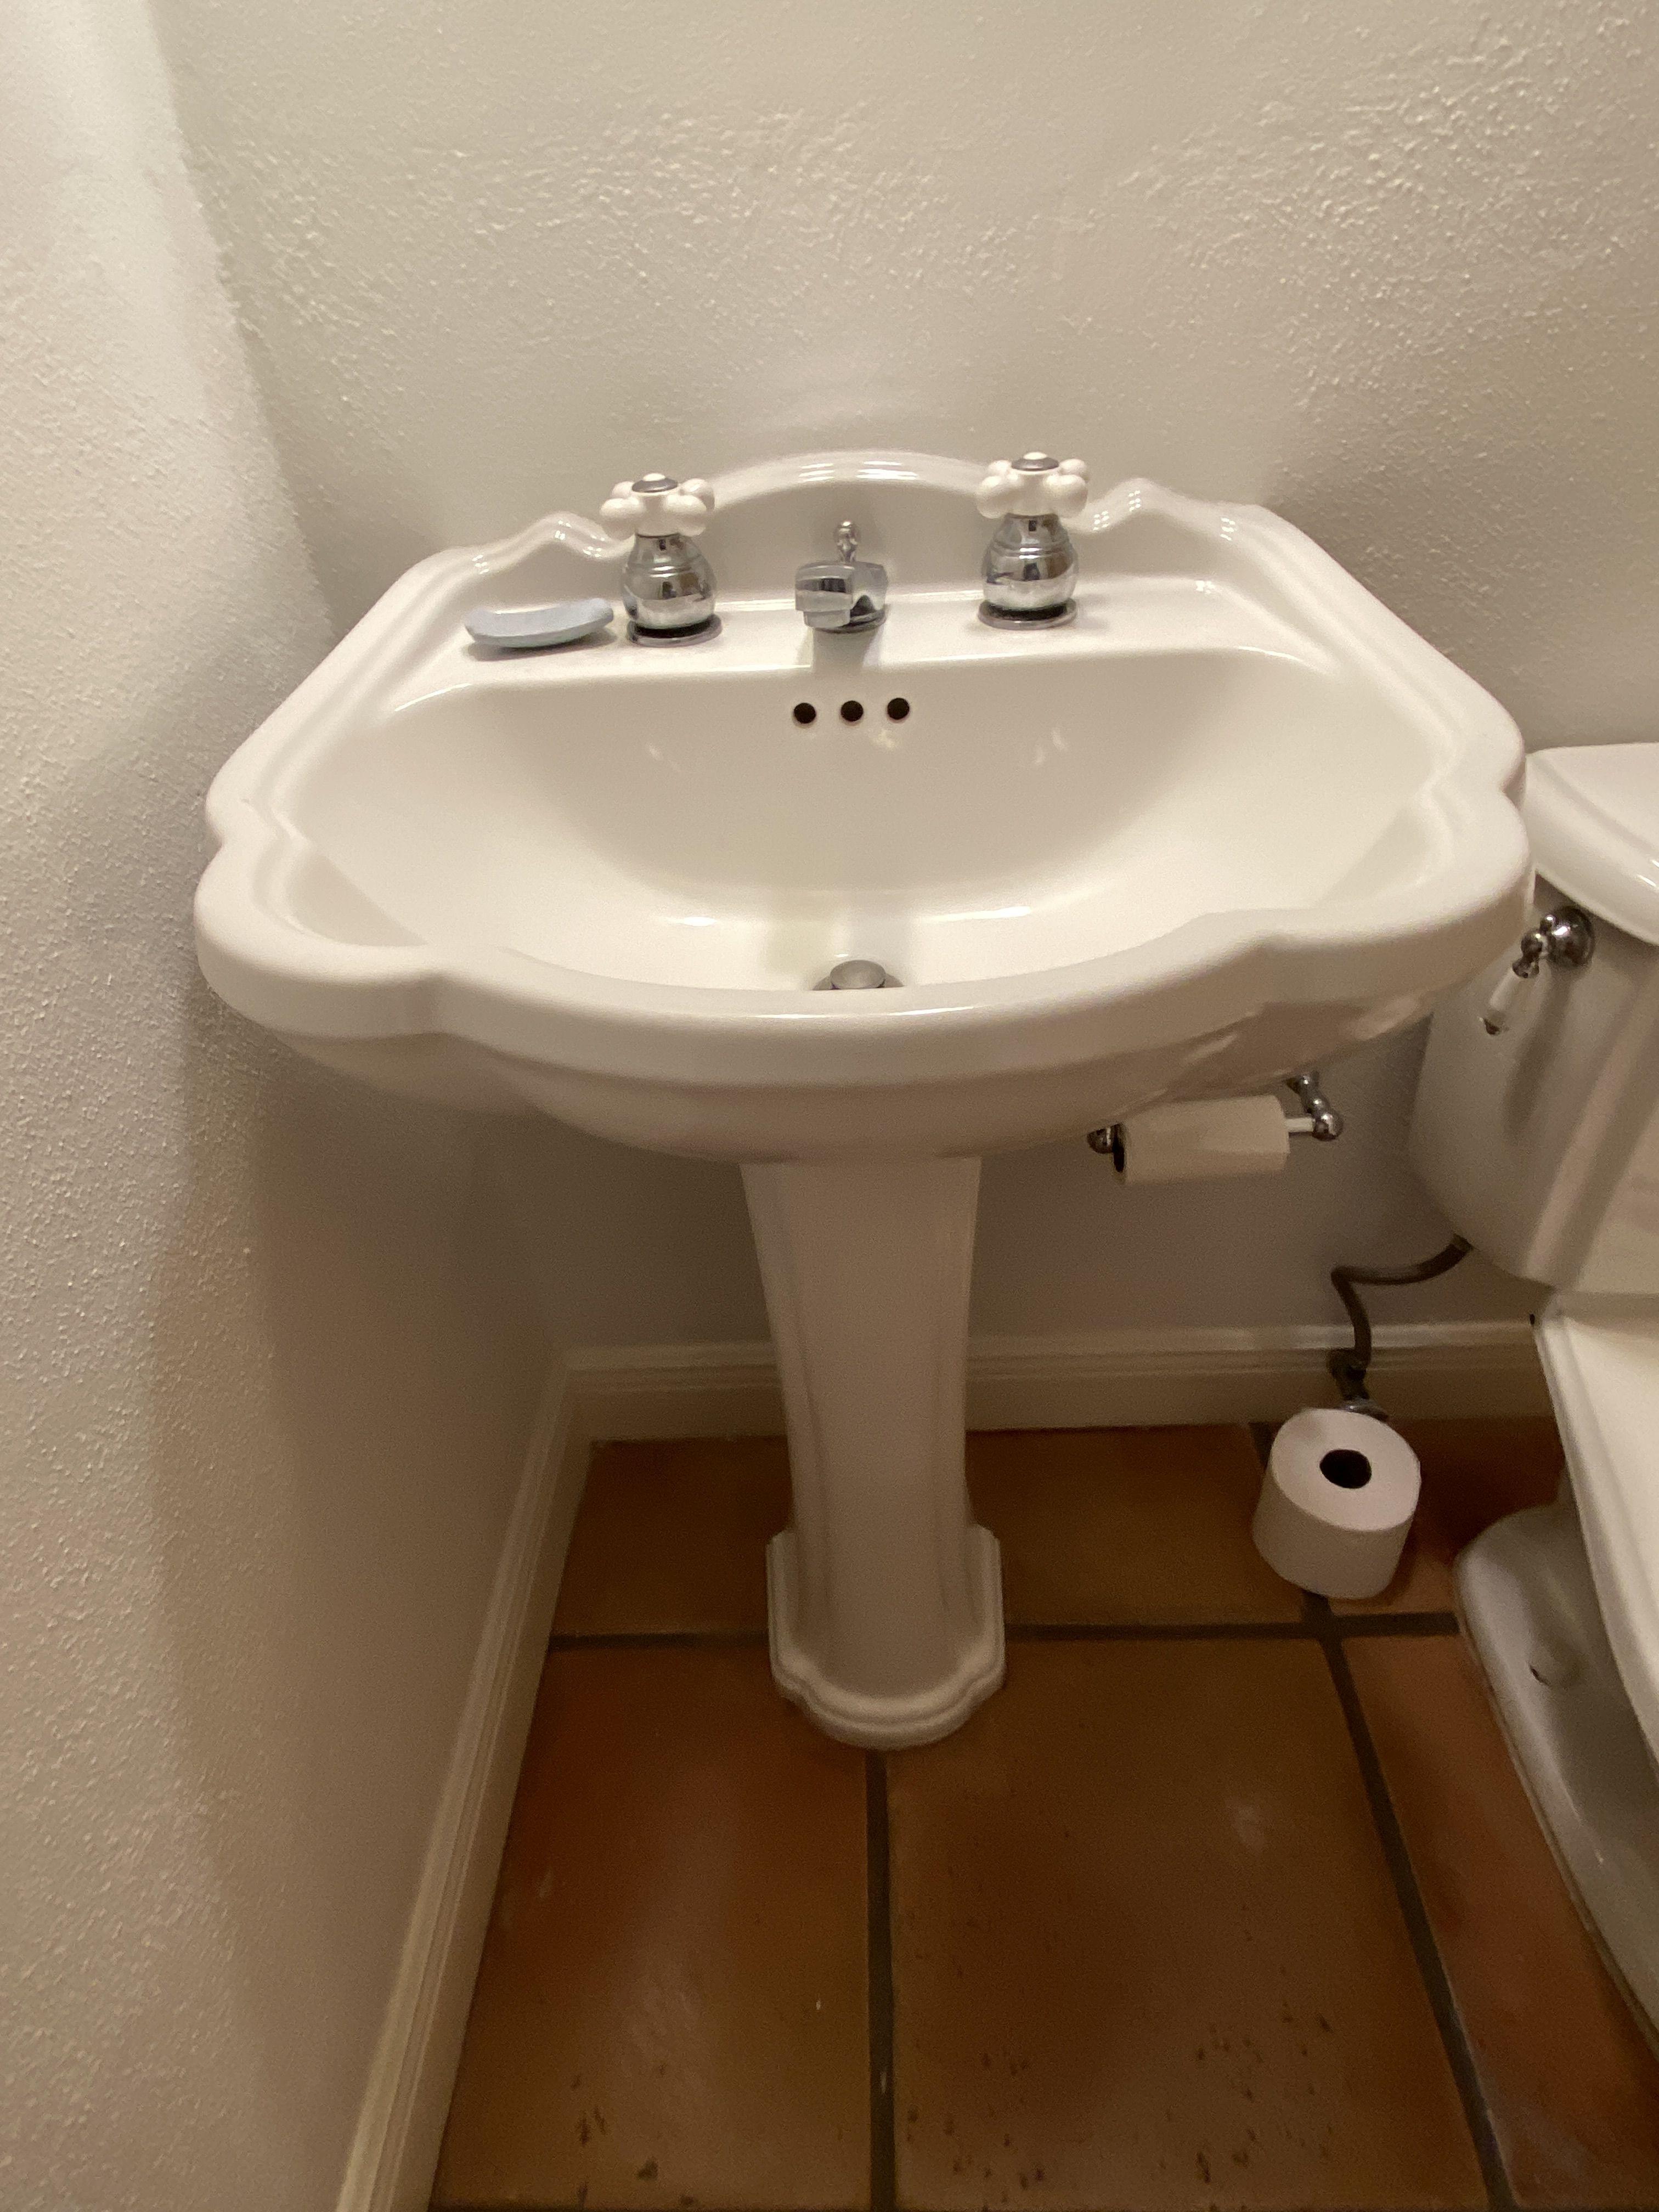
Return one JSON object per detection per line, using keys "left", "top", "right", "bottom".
{"left": 975, "top": 453, "right": 1090, "bottom": 520}
{"left": 600, "top": 473, "right": 715, "bottom": 539}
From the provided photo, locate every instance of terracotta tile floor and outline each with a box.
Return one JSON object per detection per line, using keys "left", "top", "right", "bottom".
{"left": 434, "top": 1419, "right": 1659, "bottom": 2212}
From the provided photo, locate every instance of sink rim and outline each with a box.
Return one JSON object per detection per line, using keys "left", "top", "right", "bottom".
{"left": 195, "top": 456, "right": 1529, "bottom": 1092}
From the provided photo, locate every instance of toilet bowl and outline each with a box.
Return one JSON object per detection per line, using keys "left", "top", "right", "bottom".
{"left": 1410, "top": 740, "right": 1659, "bottom": 2035}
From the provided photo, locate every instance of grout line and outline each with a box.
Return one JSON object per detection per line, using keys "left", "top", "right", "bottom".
{"left": 1307, "top": 1590, "right": 1516, "bottom": 2210}
{"left": 1328, "top": 1610, "right": 1461, "bottom": 1638}
{"left": 1009, "top": 1617, "right": 1311, "bottom": 1642}
{"left": 547, "top": 1616, "right": 1461, "bottom": 1653}
{"left": 433, "top": 2204, "right": 1573, "bottom": 2212}
{"left": 546, "top": 1627, "right": 770, "bottom": 1651}
{"left": 1006, "top": 1613, "right": 1460, "bottom": 1643}
{"left": 865, "top": 1751, "right": 897, "bottom": 2212}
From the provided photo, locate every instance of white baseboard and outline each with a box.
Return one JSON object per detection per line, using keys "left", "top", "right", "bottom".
{"left": 568, "top": 1318, "right": 1548, "bottom": 1440}
{"left": 337, "top": 1364, "right": 590, "bottom": 2212}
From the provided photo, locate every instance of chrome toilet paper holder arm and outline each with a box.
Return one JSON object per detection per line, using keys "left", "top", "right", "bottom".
{"left": 1283, "top": 1069, "right": 1342, "bottom": 1142}
{"left": 1087, "top": 1068, "right": 1342, "bottom": 1166}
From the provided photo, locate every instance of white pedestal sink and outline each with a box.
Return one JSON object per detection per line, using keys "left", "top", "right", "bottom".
{"left": 195, "top": 452, "right": 1528, "bottom": 1746}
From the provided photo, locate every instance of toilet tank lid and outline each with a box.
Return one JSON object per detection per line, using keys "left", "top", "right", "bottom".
{"left": 1526, "top": 743, "right": 1659, "bottom": 947}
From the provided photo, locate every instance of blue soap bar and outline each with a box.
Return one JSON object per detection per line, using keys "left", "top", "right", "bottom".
{"left": 465, "top": 597, "right": 614, "bottom": 650}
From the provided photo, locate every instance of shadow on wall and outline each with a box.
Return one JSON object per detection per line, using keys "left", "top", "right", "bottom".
{"left": 974, "top": 1024, "right": 1533, "bottom": 1338}
{"left": 480, "top": 1024, "right": 1532, "bottom": 1355}
{"left": 146, "top": 979, "right": 549, "bottom": 2177}
{"left": 483, "top": 1111, "right": 771, "bottom": 1348}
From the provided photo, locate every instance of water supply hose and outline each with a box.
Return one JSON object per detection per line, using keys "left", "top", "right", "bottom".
{"left": 1328, "top": 1236, "right": 1472, "bottom": 1406}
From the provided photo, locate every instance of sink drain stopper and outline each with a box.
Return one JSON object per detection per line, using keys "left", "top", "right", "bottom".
{"left": 821, "top": 958, "right": 896, "bottom": 991}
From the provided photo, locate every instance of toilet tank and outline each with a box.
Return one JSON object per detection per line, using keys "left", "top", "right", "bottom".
{"left": 1410, "top": 744, "right": 1659, "bottom": 1295}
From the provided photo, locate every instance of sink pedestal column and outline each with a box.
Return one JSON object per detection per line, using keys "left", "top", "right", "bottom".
{"left": 741, "top": 1155, "right": 1005, "bottom": 1748}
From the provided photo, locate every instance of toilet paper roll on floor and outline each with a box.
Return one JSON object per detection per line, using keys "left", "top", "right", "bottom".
{"left": 1252, "top": 1408, "right": 1421, "bottom": 1599}
{"left": 1113, "top": 1094, "right": 1291, "bottom": 1184}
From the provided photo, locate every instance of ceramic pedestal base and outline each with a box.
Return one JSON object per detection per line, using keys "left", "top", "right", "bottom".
{"left": 742, "top": 1155, "right": 1005, "bottom": 1748}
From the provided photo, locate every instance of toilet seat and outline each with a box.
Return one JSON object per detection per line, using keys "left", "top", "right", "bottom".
{"left": 1536, "top": 1295, "right": 1659, "bottom": 1756}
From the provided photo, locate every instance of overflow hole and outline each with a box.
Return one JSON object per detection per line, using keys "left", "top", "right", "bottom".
{"left": 887, "top": 697, "right": 911, "bottom": 720}
{"left": 840, "top": 699, "right": 865, "bottom": 723}
{"left": 792, "top": 702, "right": 816, "bottom": 726}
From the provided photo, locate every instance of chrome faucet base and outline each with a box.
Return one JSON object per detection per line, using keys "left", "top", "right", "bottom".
{"left": 978, "top": 599, "right": 1076, "bottom": 630}
{"left": 627, "top": 613, "right": 722, "bottom": 646}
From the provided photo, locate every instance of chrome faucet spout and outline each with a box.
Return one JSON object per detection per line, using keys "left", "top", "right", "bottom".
{"left": 795, "top": 520, "right": 888, "bottom": 634}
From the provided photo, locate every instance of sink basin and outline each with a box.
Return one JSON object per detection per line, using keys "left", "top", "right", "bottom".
{"left": 196, "top": 452, "right": 1528, "bottom": 1746}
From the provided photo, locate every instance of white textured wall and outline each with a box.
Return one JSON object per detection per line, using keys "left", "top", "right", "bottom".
{"left": 0, "top": 7, "right": 550, "bottom": 2208}
{"left": 150, "top": 0, "right": 1659, "bottom": 1343}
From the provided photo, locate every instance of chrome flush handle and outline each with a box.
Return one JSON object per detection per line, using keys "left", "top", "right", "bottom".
{"left": 1481, "top": 905, "right": 1595, "bottom": 1035}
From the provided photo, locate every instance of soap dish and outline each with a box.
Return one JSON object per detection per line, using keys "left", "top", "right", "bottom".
{"left": 465, "top": 597, "right": 614, "bottom": 651}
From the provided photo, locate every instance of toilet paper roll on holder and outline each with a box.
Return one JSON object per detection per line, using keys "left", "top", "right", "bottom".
{"left": 1087, "top": 1070, "right": 1342, "bottom": 1169}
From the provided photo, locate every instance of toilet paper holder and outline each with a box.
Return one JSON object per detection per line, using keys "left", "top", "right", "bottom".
{"left": 1087, "top": 1069, "right": 1343, "bottom": 1169}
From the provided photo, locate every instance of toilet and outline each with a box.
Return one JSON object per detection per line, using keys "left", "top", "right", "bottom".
{"left": 1410, "top": 739, "right": 1659, "bottom": 2037}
